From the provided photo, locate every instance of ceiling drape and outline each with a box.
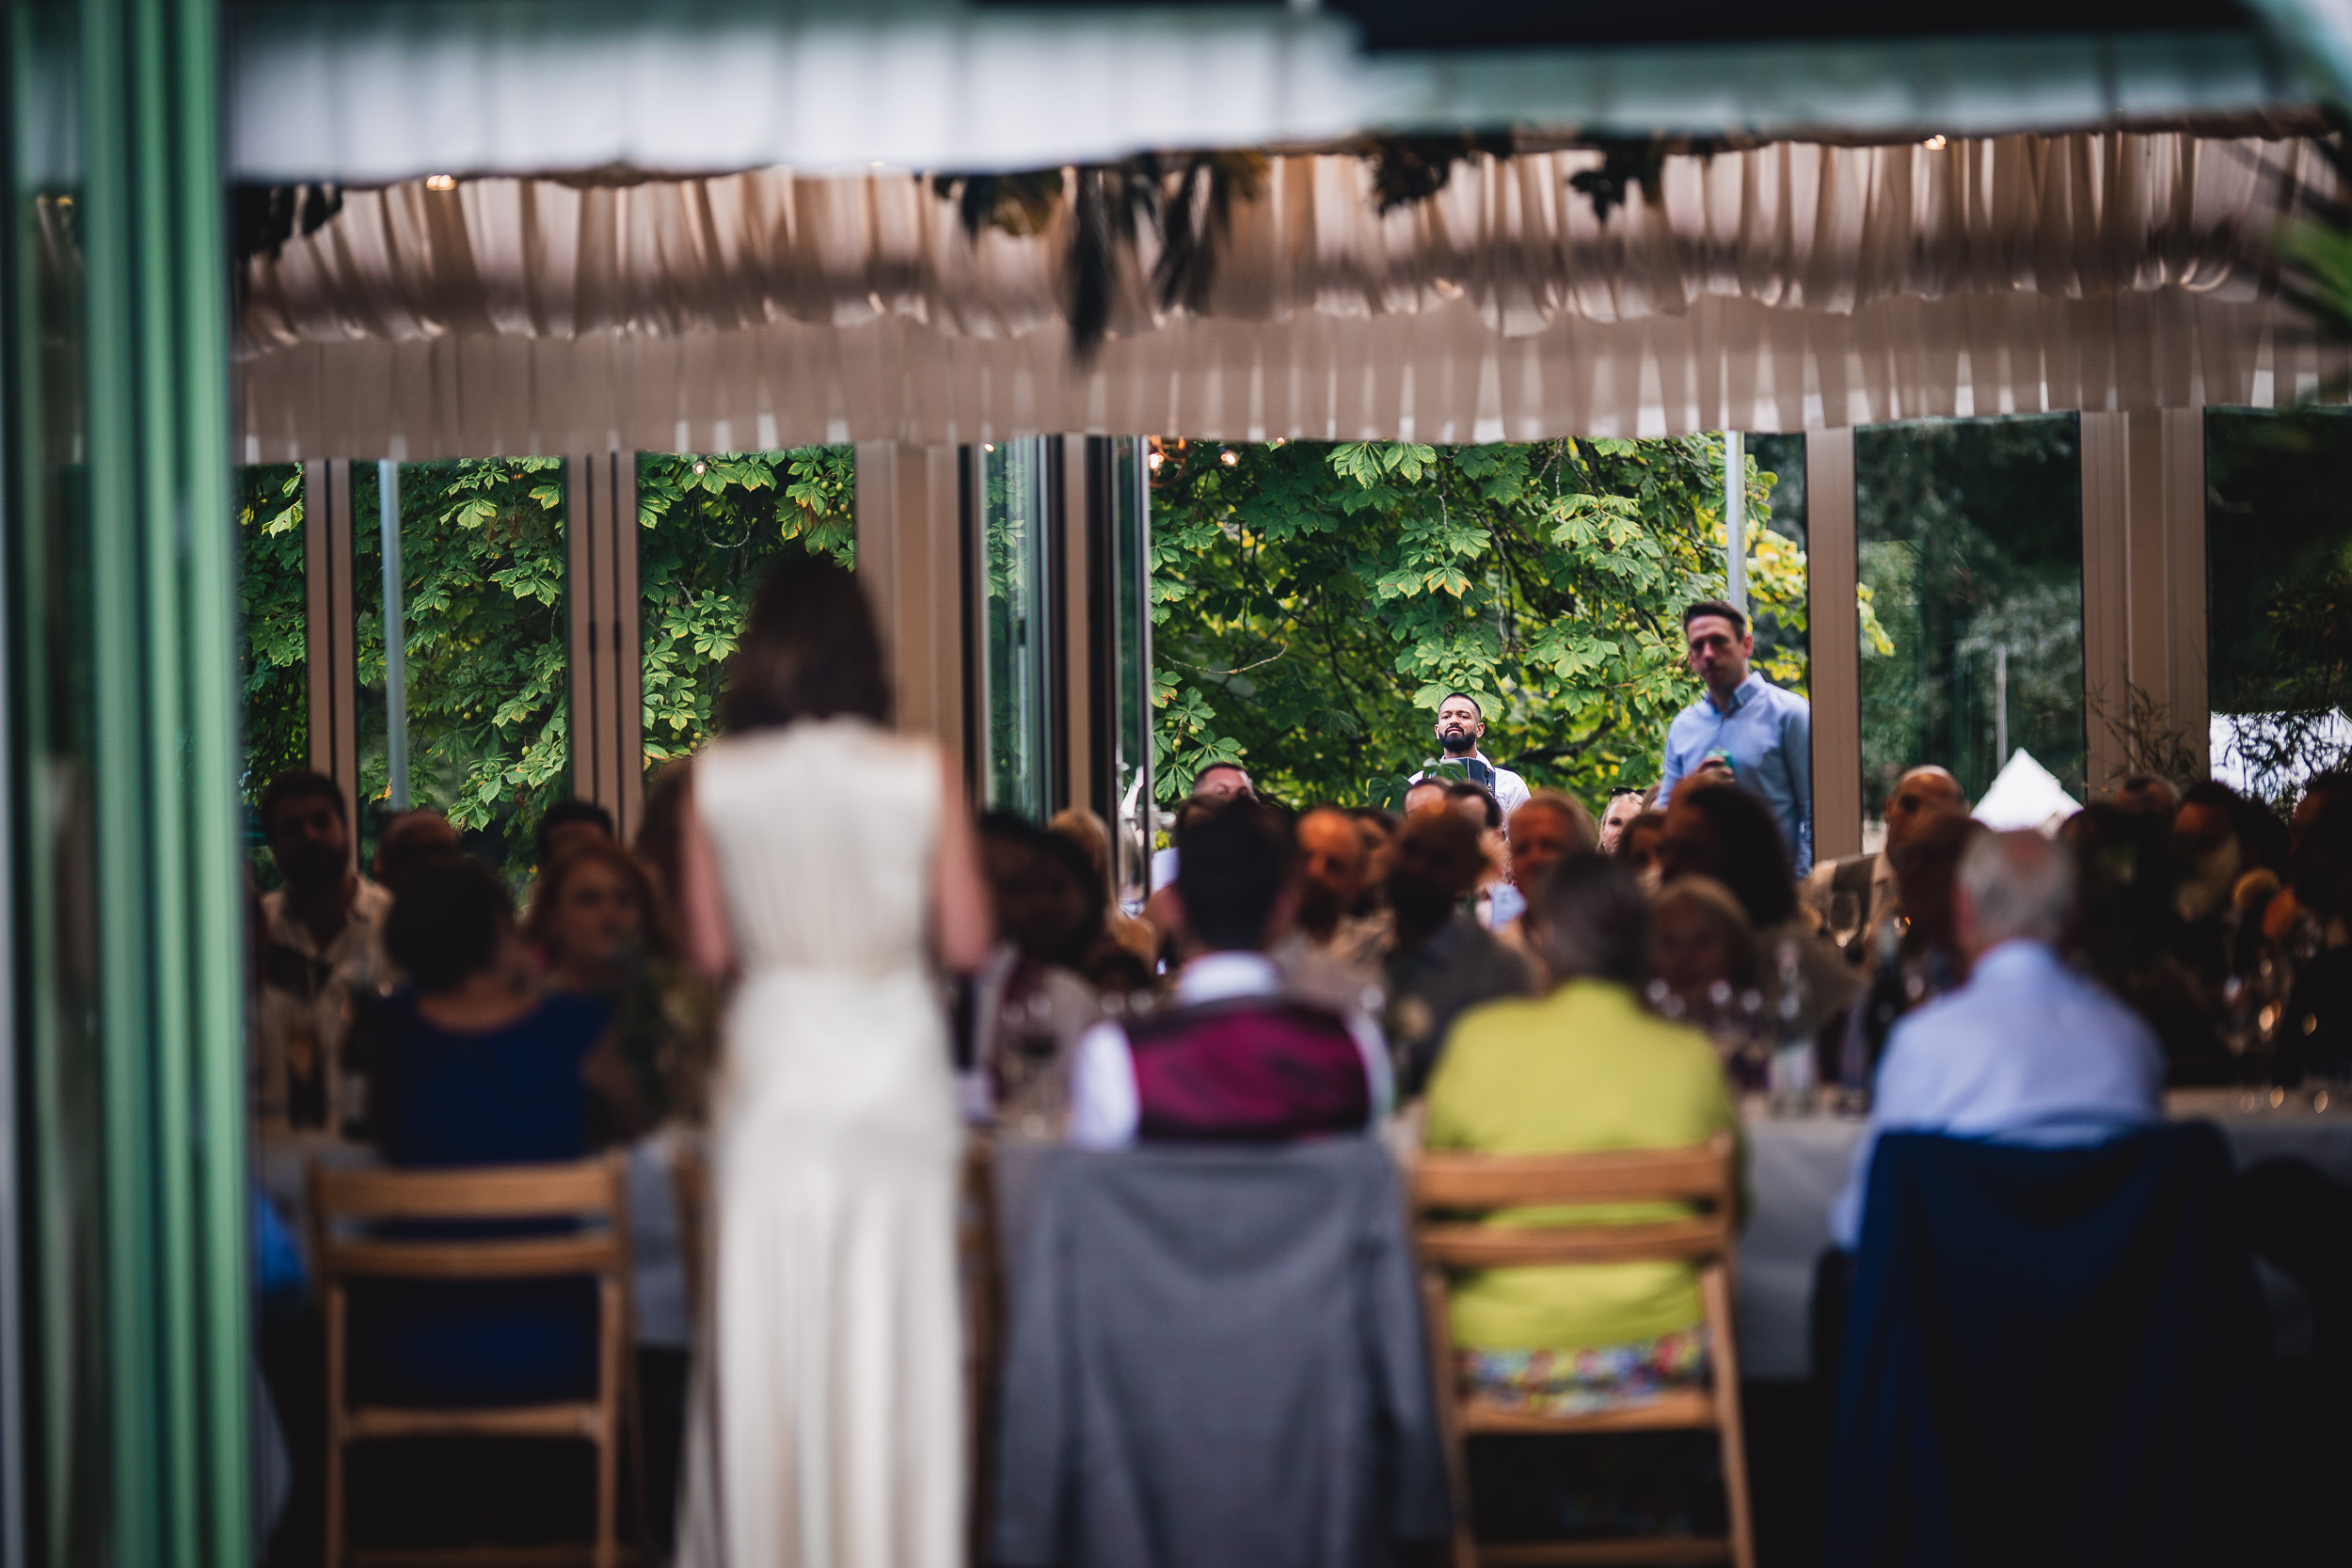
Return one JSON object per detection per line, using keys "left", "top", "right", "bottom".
{"left": 234, "top": 132, "right": 2347, "bottom": 458}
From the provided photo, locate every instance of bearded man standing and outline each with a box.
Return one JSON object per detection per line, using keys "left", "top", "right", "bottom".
{"left": 1410, "top": 692, "right": 1530, "bottom": 824}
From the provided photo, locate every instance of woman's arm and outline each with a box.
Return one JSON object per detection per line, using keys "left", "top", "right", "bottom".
{"left": 677, "top": 779, "right": 738, "bottom": 982}
{"left": 930, "top": 752, "right": 994, "bottom": 974}
{"left": 581, "top": 1026, "right": 656, "bottom": 1144}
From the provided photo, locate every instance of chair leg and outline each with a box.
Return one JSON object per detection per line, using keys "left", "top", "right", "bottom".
{"left": 325, "top": 1287, "right": 348, "bottom": 1568}
{"left": 1418, "top": 1270, "right": 1480, "bottom": 1568}
{"left": 1700, "top": 1266, "right": 1758, "bottom": 1568}
{"left": 596, "top": 1279, "right": 623, "bottom": 1568}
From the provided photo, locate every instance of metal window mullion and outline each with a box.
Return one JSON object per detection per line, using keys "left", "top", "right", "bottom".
{"left": 77, "top": 3, "right": 167, "bottom": 1566}
{"left": 611, "top": 454, "right": 644, "bottom": 840}
{"left": 565, "top": 454, "right": 603, "bottom": 811}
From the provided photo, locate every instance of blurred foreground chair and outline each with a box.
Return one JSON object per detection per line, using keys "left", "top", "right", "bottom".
{"left": 991, "top": 1140, "right": 1451, "bottom": 1567}
{"left": 1825, "top": 1126, "right": 2264, "bottom": 1568}
{"left": 1413, "top": 1134, "right": 1754, "bottom": 1568}
{"left": 309, "top": 1156, "right": 637, "bottom": 1568}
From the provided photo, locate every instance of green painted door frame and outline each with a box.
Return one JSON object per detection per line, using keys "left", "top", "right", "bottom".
{"left": 8, "top": 0, "right": 251, "bottom": 1563}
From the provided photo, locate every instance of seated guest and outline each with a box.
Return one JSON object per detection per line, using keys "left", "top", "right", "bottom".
{"left": 1424, "top": 853, "right": 1740, "bottom": 1416}
{"left": 1836, "top": 808, "right": 1980, "bottom": 1085}
{"left": 1146, "top": 762, "right": 1252, "bottom": 893}
{"left": 1049, "top": 805, "right": 1159, "bottom": 970}
{"left": 1293, "top": 805, "right": 1391, "bottom": 973}
{"left": 1404, "top": 779, "right": 1450, "bottom": 817}
{"left": 1661, "top": 777, "right": 1859, "bottom": 1038}
{"left": 1068, "top": 801, "right": 1390, "bottom": 1147}
{"left": 1802, "top": 766, "right": 1966, "bottom": 963}
{"left": 536, "top": 796, "right": 616, "bottom": 869}
{"left": 1614, "top": 808, "right": 1668, "bottom": 892}
{"left": 375, "top": 853, "right": 647, "bottom": 1164}
{"left": 359, "top": 854, "right": 649, "bottom": 1411}
{"left": 1650, "top": 877, "right": 1758, "bottom": 1029}
{"left": 373, "top": 807, "right": 461, "bottom": 896}
{"left": 528, "top": 840, "right": 712, "bottom": 1127}
{"left": 1386, "top": 808, "right": 1536, "bottom": 1096}
{"left": 2066, "top": 801, "right": 2230, "bottom": 1084}
{"left": 973, "top": 815, "right": 1118, "bottom": 1137}
{"left": 2108, "top": 772, "right": 2182, "bottom": 818}
{"left": 1495, "top": 792, "right": 1597, "bottom": 975}
{"left": 1597, "top": 785, "right": 1648, "bottom": 854}
{"left": 1828, "top": 831, "right": 2165, "bottom": 1252}
{"left": 1348, "top": 806, "right": 1401, "bottom": 908}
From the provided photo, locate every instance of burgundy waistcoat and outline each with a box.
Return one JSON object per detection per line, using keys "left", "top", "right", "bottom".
{"left": 1124, "top": 996, "right": 1372, "bottom": 1143}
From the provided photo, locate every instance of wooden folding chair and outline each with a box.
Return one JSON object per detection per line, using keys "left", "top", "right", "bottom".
{"left": 1411, "top": 1133, "right": 1755, "bottom": 1568}
{"left": 309, "top": 1156, "right": 637, "bottom": 1568}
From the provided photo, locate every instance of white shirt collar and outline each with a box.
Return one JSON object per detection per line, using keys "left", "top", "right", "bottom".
{"left": 1174, "top": 950, "right": 1280, "bottom": 1006}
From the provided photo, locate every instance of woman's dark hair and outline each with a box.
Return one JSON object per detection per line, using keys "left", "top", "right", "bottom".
{"left": 1537, "top": 852, "right": 1652, "bottom": 985}
{"left": 385, "top": 853, "right": 514, "bottom": 993}
{"left": 1669, "top": 781, "right": 1797, "bottom": 927}
{"left": 718, "top": 557, "right": 892, "bottom": 733}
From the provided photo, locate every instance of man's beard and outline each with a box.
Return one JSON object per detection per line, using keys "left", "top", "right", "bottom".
{"left": 1296, "top": 880, "right": 1344, "bottom": 935}
{"left": 1439, "top": 724, "right": 1473, "bottom": 755}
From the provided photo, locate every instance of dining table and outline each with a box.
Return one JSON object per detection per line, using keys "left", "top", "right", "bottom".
{"left": 1732, "top": 1087, "right": 2352, "bottom": 1378}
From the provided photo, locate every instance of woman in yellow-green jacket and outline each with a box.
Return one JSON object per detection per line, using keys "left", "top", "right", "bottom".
{"left": 1423, "top": 851, "right": 1743, "bottom": 1417}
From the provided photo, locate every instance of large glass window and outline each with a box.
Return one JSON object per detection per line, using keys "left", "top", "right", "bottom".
{"left": 238, "top": 463, "right": 308, "bottom": 884}
{"left": 1855, "top": 416, "right": 2086, "bottom": 828}
{"left": 980, "top": 438, "right": 1055, "bottom": 819}
{"left": 636, "top": 447, "right": 857, "bottom": 777}
{"left": 354, "top": 459, "right": 570, "bottom": 879}
{"left": 1107, "top": 436, "right": 1153, "bottom": 904}
{"left": 2206, "top": 407, "right": 2352, "bottom": 800}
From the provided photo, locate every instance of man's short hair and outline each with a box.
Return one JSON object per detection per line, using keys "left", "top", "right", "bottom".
{"left": 1175, "top": 800, "right": 1295, "bottom": 952}
{"left": 259, "top": 769, "right": 343, "bottom": 833}
{"left": 1681, "top": 599, "right": 1749, "bottom": 637}
{"left": 536, "top": 798, "right": 615, "bottom": 864}
{"left": 1512, "top": 790, "right": 1597, "bottom": 848}
{"left": 1960, "top": 830, "right": 2076, "bottom": 946}
{"left": 1443, "top": 779, "right": 1502, "bottom": 830}
{"left": 1535, "top": 852, "right": 1651, "bottom": 984}
{"left": 1438, "top": 691, "right": 1482, "bottom": 718}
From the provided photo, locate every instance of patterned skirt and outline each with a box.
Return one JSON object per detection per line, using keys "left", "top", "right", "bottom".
{"left": 1457, "top": 1326, "right": 1710, "bottom": 1418}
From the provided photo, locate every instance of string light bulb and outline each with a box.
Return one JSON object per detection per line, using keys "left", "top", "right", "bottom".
{"left": 1219, "top": 450, "right": 1238, "bottom": 467}
{"left": 425, "top": 173, "right": 457, "bottom": 190}
{"left": 983, "top": 442, "right": 995, "bottom": 452}
{"left": 1147, "top": 451, "right": 1164, "bottom": 471}
{"left": 692, "top": 459, "right": 707, "bottom": 476}
{"left": 1920, "top": 135, "right": 1947, "bottom": 151}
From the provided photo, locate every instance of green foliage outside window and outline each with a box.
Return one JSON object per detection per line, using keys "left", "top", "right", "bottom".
{"left": 238, "top": 464, "right": 309, "bottom": 884}
{"left": 639, "top": 447, "right": 856, "bottom": 771}
{"left": 1147, "top": 436, "right": 1852, "bottom": 811}
{"left": 235, "top": 447, "right": 855, "bottom": 884}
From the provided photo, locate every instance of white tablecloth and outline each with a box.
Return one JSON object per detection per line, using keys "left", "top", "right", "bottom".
{"left": 1734, "top": 1094, "right": 2352, "bottom": 1379}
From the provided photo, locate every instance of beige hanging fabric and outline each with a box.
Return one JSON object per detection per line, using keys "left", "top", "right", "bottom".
{"left": 234, "top": 131, "right": 2346, "bottom": 459}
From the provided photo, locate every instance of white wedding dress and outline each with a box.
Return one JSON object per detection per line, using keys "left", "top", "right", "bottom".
{"left": 676, "top": 717, "right": 964, "bottom": 1568}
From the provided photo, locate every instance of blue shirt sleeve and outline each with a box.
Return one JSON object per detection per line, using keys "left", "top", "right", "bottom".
{"left": 1783, "top": 691, "right": 1814, "bottom": 876}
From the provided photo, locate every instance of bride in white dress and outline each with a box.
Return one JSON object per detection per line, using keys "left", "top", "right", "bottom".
{"left": 672, "top": 559, "right": 992, "bottom": 1568}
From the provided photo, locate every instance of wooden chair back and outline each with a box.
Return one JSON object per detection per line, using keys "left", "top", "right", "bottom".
{"left": 1410, "top": 1133, "right": 1755, "bottom": 1568}
{"left": 309, "top": 1155, "right": 637, "bottom": 1568}
{"left": 668, "top": 1142, "right": 709, "bottom": 1330}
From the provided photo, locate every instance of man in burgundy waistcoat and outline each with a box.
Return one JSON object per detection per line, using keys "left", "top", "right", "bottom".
{"left": 1067, "top": 800, "right": 1391, "bottom": 1146}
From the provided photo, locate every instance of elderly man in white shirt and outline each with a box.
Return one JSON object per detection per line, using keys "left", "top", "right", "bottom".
{"left": 1829, "top": 829, "right": 2166, "bottom": 1251}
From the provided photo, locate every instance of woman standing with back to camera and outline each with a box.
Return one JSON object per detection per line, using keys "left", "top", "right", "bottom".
{"left": 673, "top": 558, "right": 992, "bottom": 1568}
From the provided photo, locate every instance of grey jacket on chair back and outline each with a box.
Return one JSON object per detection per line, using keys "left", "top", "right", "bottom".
{"left": 990, "top": 1139, "right": 1452, "bottom": 1568}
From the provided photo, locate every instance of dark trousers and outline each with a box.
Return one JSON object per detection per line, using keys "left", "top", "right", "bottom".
{"left": 2241, "top": 1157, "right": 2352, "bottom": 1370}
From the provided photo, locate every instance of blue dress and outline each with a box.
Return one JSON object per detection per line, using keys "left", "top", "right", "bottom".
{"left": 352, "top": 991, "right": 612, "bottom": 1408}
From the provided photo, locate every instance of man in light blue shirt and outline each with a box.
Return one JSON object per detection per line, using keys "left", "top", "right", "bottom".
{"left": 1656, "top": 600, "right": 1814, "bottom": 875}
{"left": 1829, "top": 831, "right": 2166, "bottom": 1250}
